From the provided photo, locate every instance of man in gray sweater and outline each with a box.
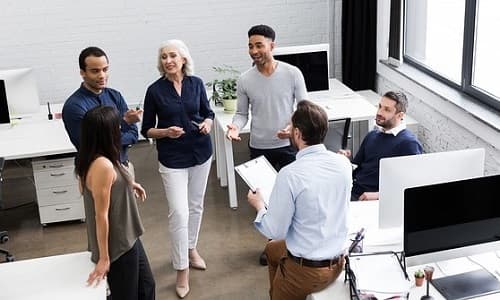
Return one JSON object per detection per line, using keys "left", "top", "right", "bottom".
{"left": 226, "top": 24, "right": 308, "bottom": 265}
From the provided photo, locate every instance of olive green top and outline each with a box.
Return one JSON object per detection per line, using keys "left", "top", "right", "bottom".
{"left": 83, "top": 166, "right": 144, "bottom": 263}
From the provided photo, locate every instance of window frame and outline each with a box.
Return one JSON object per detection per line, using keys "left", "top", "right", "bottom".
{"left": 401, "top": 0, "right": 500, "bottom": 112}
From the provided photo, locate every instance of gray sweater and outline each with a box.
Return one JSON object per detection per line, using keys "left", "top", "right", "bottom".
{"left": 232, "top": 61, "right": 308, "bottom": 149}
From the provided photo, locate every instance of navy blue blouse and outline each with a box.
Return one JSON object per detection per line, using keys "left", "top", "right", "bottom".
{"left": 141, "top": 76, "right": 214, "bottom": 168}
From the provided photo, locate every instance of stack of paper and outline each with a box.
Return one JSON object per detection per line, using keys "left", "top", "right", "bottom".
{"left": 349, "top": 252, "right": 410, "bottom": 299}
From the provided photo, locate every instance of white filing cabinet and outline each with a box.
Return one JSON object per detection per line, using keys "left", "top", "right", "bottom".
{"left": 32, "top": 156, "right": 85, "bottom": 226}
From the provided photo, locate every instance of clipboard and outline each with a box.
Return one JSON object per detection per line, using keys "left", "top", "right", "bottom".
{"left": 235, "top": 155, "right": 277, "bottom": 207}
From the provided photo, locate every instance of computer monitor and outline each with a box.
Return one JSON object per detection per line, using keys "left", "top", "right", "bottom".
{"left": 378, "top": 148, "right": 485, "bottom": 229}
{"left": 0, "top": 68, "right": 40, "bottom": 118}
{"left": 0, "top": 80, "right": 10, "bottom": 124}
{"left": 273, "top": 43, "right": 329, "bottom": 92}
{"left": 404, "top": 174, "right": 500, "bottom": 265}
{"left": 404, "top": 175, "right": 500, "bottom": 299}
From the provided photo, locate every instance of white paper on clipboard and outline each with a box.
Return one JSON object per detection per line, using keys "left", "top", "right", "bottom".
{"left": 235, "top": 155, "right": 277, "bottom": 207}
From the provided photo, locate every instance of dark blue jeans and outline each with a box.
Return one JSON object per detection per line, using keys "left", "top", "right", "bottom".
{"left": 107, "top": 239, "right": 155, "bottom": 300}
{"left": 249, "top": 145, "right": 297, "bottom": 171}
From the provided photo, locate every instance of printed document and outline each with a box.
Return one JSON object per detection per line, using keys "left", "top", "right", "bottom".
{"left": 349, "top": 252, "right": 410, "bottom": 298}
{"left": 235, "top": 156, "right": 277, "bottom": 207}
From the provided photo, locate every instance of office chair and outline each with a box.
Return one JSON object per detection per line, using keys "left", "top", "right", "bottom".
{"left": 0, "top": 157, "right": 15, "bottom": 262}
{"left": 324, "top": 118, "right": 351, "bottom": 152}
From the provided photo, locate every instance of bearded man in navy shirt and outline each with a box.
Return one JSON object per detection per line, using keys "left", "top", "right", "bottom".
{"left": 339, "top": 91, "right": 423, "bottom": 201}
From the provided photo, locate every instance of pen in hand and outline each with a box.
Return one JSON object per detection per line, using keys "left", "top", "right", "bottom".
{"left": 354, "top": 228, "right": 365, "bottom": 241}
{"left": 47, "top": 102, "right": 53, "bottom": 120}
{"left": 349, "top": 228, "right": 365, "bottom": 253}
{"left": 136, "top": 99, "right": 143, "bottom": 111}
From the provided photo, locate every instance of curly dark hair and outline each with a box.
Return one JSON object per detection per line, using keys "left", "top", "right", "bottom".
{"left": 248, "top": 24, "right": 276, "bottom": 41}
{"left": 79, "top": 46, "right": 108, "bottom": 71}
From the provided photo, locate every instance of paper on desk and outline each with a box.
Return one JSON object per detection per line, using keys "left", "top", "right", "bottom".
{"left": 235, "top": 156, "right": 277, "bottom": 207}
{"left": 468, "top": 252, "right": 500, "bottom": 280}
{"left": 348, "top": 200, "right": 379, "bottom": 234}
{"left": 435, "top": 257, "right": 481, "bottom": 276}
{"left": 349, "top": 253, "right": 410, "bottom": 294}
{"left": 364, "top": 227, "right": 402, "bottom": 246}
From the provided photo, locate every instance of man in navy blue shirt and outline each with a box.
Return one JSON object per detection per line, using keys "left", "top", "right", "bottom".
{"left": 63, "top": 47, "right": 141, "bottom": 165}
{"left": 339, "top": 91, "right": 423, "bottom": 201}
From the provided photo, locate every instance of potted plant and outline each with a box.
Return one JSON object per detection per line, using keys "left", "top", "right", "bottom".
{"left": 414, "top": 269, "right": 425, "bottom": 287}
{"left": 206, "top": 65, "right": 239, "bottom": 113}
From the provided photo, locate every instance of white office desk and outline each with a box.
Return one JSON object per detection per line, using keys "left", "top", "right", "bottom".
{"left": 213, "top": 78, "right": 376, "bottom": 209}
{"left": 309, "top": 258, "right": 500, "bottom": 300}
{"left": 0, "top": 104, "right": 77, "bottom": 217}
{"left": 0, "top": 251, "right": 106, "bottom": 300}
{"left": 0, "top": 104, "right": 75, "bottom": 160}
{"left": 309, "top": 201, "right": 500, "bottom": 300}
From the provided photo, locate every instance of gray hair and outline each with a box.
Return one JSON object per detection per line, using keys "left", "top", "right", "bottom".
{"left": 157, "top": 39, "right": 194, "bottom": 76}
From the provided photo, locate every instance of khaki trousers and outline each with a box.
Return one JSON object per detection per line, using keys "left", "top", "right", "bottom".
{"left": 265, "top": 240, "right": 344, "bottom": 300}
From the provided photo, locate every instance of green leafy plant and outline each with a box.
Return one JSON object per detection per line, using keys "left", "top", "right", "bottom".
{"left": 414, "top": 269, "right": 424, "bottom": 278}
{"left": 206, "top": 65, "right": 239, "bottom": 106}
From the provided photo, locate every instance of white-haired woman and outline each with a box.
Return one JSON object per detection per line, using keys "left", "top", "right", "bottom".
{"left": 141, "top": 39, "right": 214, "bottom": 299}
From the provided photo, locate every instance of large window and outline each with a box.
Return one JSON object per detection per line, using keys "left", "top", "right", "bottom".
{"left": 403, "top": 0, "right": 500, "bottom": 111}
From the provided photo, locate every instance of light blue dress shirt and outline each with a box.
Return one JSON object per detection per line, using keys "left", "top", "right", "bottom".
{"left": 254, "top": 144, "right": 352, "bottom": 260}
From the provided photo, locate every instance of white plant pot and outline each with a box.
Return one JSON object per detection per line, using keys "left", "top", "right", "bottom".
{"left": 223, "top": 98, "right": 237, "bottom": 114}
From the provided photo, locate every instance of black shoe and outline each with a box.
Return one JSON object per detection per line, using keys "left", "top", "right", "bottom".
{"left": 259, "top": 251, "right": 268, "bottom": 266}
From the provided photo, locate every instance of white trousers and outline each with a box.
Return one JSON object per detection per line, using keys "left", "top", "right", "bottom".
{"left": 158, "top": 157, "right": 212, "bottom": 270}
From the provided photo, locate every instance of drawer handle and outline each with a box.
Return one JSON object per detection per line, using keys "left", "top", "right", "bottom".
{"left": 55, "top": 207, "right": 71, "bottom": 211}
{"left": 52, "top": 190, "right": 68, "bottom": 194}
{"left": 48, "top": 164, "right": 65, "bottom": 168}
{"left": 50, "top": 172, "right": 66, "bottom": 177}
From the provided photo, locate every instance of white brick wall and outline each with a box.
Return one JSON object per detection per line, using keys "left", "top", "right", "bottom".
{"left": 330, "top": 0, "right": 343, "bottom": 80}
{"left": 0, "top": 0, "right": 329, "bottom": 104}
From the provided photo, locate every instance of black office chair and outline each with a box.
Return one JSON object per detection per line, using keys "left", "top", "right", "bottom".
{"left": 324, "top": 118, "right": 351, "bottom": 152}
{"left": 0, "top": 157, "right": 15, "bottom": 262}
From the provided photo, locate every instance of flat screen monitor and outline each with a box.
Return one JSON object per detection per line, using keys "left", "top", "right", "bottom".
{"left": 404, "top": 174, "right": 500, "bottom": 265}
{"left": 273, "top": 43, "right": 329, "bottom": 92}
{"left": 0, "top": 68, "right": 40, "bottom": 118}
{"left": 404, "top": 174, "right": 500, "bottom": 299}
{"left": 378, "top": 148, "right": 485, "bottom": 229}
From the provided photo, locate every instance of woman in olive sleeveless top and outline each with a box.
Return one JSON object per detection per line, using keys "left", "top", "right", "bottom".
{"left": 76, "top": 106, "right": 155, "bottom": 300}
